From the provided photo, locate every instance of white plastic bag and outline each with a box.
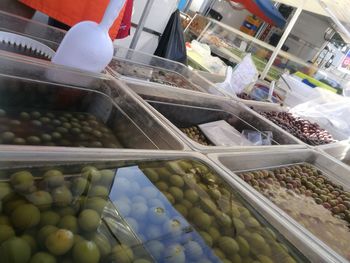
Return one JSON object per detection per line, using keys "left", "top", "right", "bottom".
{"left": 216, "top": 54, "right": 258, "bottom": 96}
{"left": 191, "top": 40, "right": 227, "bottom": 75}
{"left": 290, "top": 94, "right": 350, "bottom": 140}
{"left": 198, "top": 120, "right": 252, "bottom": 146}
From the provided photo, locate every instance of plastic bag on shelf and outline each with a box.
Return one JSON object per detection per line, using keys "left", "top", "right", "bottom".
{"left": 198, "top": 120, "right": 252, "bottom": 146}
{"left": 290, "top": 95, "right": 350, "bottom": 140}
{"left": 190, "top": 40, "right": 227, "bottom": 74}
{"left": 216, "top": 53, "right": 258, "bottom": 96}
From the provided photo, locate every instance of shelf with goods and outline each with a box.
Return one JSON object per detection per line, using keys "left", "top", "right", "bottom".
{"left": 184, "top": 14, "right": 316, "bottom": 81}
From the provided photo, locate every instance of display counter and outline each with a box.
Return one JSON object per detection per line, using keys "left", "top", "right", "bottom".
{"left": 109, "top": 46, "right": 225, "bottom": 98}
{"left": 0, "top": 55, "right": 188, "bottom": 151}
{"left": 0, "top": 149, "right": 335, "bottom": 262}
{"left": 209, "top": 149, "right": 350, "bottom": 262}
{"left": 125, "top": 82, "right": 306, "bottom": 152}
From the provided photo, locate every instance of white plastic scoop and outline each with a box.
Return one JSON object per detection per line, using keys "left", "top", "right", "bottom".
{"left": 52, "top": 0, "right": 126, "bottom": 73}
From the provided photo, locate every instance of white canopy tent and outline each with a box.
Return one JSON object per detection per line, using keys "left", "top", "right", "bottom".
{"left": 260, "top": 0, "right": 350, "bottom": 79}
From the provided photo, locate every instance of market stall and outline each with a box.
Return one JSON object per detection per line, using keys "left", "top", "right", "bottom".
{"left": 0, "top": 0, "right": 350, "bottom": 262}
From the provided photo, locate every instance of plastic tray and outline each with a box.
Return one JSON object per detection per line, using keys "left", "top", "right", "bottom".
{"left": 0, "top": 55, "right": 188, "bottom": 151}
{"left": 209, "top": 149, "right": 350, "bottom": 262}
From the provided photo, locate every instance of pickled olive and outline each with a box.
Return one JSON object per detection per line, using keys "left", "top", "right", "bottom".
{"left": 29, "top": 252, "right": 56, "bottom": 263}
{"left": 0, "top": 158, "right": 305, "bottom": 262}
{"left": 45, "top": 229, "right": 74, "bottom": 255}
{"left": 10, "top": 170, "right": 34, "bottom": 192}
{"left": 0, "top": 237, "right": 31, "bottom": 263}
{"left": 180, "top": 126, "right": 213, "bottom": 146}
{"left": 11, "top": 204, "right": 40, "bottom": 229}
{"left": 78, "top": 209, "right": 100, "bottom": 232}
{"left": 238, "top": 163, "right": 350, "bottom": 259}
{"left": 73, "top": 240, "right": 100, "bottom": 263}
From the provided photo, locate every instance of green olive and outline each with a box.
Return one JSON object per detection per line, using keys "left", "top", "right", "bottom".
{"left": 112, "top": 244, "right": 133, "bottom": 263}
{"left": 98, "top": 169, "right": 115, "bottom": 186}
{"left": 85, "top": 197, "right": 107, "bottom": 214}
{"left": 40, "top": 211, "right": 60, "bottom": 226}
{"left": 1, "top": 132, "right": 15, "bottom": 143}
{"left": 193, "top": 211, "right": 211, "bottom": 230}
{"left": 13, "top": 137, "right": 26, "bottom": 145}
{"left": 29, "top": 252, "right": 56, "bottom": 263}
{"left": 10, "top": 171, "right": 34, "bottom": 192}
{"left": 236, "top": 236, "right": 250, "bottom": 257}
{"left": 0, "top": 237, "right": 31, "bottom": 263}
{"left": 89, "top": 185, "right": 109, "bottom": 197}
{"left": 155, "top": 181, "right": 168, "bottom": 191}
{"left": 31, "top": 120, "right": 42, "bottom": 127}
{"left": 51, "top": 132, "right": 62, "bottom": 141}
{"left": 20, "top": 112, "right": 30, "bottom": 120}
{"left": 11, "top": 204, "right": 40, "bottom": 230}
{"left": 37, "top": 225, "right": 58, "bottom": 245}
{"left": 21, "top": 234, "right": 37, "bottom": 254}
{"left": 52, "top": 186, "right": 73, "bottom": 207}
{"left": 78, "top": 209, "right": 100, "bottom": 232}
{"left": 169, "top": 174, "right": 184, "bottom": 187}
{"left": 168, "top": 187, "right": 183, "bottom": 202}
{"left": 26, "top": 191, "right": 53, "bottom": 210}
{"left": 40, "top": 117, "right": 51, "bottom": 123}
{"left": 56, "top": 127, "right": 68, "bottom": 134}
{"left": 0, "top": 225, "right": 15, "bottom": 244}
{"left": 73, "top": 240, "right": 100, "bottom": 263}
{"left": 27, "top": 136, "right": 41, "bottom": 145}
{"left": 218, "top": 236, "right": 239, "bottom": 255}
{"left": 81, "top": 166, "right": 101, "bottom": 182}
{"left": 91, "top": 233, "right": 111, "bottom": 258}
{"left": 41, "top": 134, "right": 52, "bottom": 142}
{"left": 58, "top": 215, "right": 79, "bottom": 234}
{"left": 0, "top": 215, "right": 10, "bottom": 225}
{"left": 72, "top": 177, "right": 90, "bottom": 196}
{"left": 31, "top": 111, "right": 41, "bottom": 118}
{"left": 45, "top": 229, "right": 74, "bottom": 255}
{"left": 184, "top": 189, "right": 199, "bottom": 203}
{"left": 43, "top": 170, "right": 64, "bottom": 188}
{"left": 92, "top": 130, "right": 102, "bottom": 138}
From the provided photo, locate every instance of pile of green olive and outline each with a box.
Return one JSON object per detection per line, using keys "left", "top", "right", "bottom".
{"left": 136, "top": 159, "right": 303, "bottom": 263}
{"left": 0, "top": 165, "right": 155, "bottom": 263}
{"left": 0, "top": 159, "right": 305, "bottom": 263}
{"left": 238, "top": 163, "right": 350, "bottom": 260}
{"left": 180, "top": 126, "right": 213, "bottom": 146}
{"left": 0, "top": 109, "right": 122, "bottom": 148}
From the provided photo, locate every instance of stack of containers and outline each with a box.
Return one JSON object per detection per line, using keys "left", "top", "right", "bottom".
{"left": 0, "top": 9, "right": 349, "bottom": 263}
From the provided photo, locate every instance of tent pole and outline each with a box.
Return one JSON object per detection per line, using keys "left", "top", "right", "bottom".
{"left": 129, "top": 0, "right": 155, "bottom": 49}
{"left": 260, "top": 4, "right": 304, "bottom": 80}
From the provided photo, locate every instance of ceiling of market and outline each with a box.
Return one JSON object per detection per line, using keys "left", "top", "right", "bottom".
{"left": 274, "top": 0, "right": 350, "bottom": 42}
{"left": 273, "top": 0, "right": 348, "bottom": 19}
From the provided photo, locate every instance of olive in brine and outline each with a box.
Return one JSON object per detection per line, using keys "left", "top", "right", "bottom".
{"left": 0, "top": 237, "right": 31, "bottom": 263}
{"left": 46, "top": 229, "right": 74, "bottom": 255}
{"left": 1, "top": 132, "right": 15, "bottom": 143}
{"left": 43, "top": 170, "right": 64, "bottom": 188}
{"left": 10, "top": 171, "right": 34, "bottom": 192}
{"left": 29, "top": 252, "right": 56, "bottom": 263}
{"left": 11, "top": 204, "right": 40, "bottom": 230}
{"left": 73, "top": 240, "right": 100, "bottom": 263}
